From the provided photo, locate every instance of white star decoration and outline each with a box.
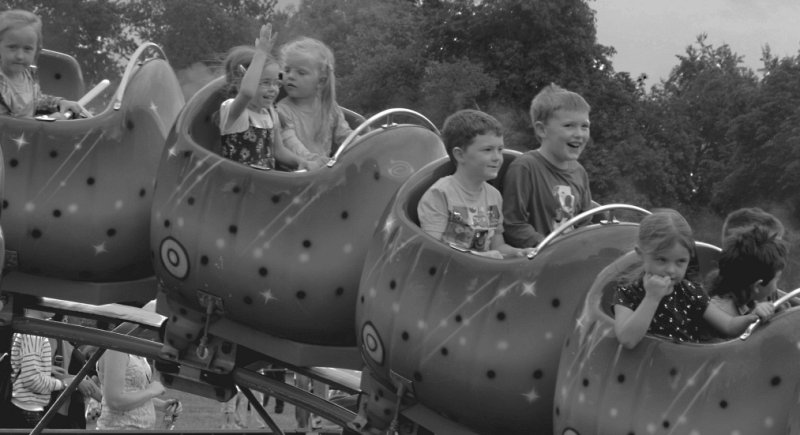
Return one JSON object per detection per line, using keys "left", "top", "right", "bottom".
{"left": 522, "top": 388, "right": 539, "bottom": 402}
{"left": 150, "top": 101, "right": 158, "bottom": 112}
{"left": 381, "top": 214, "right": 396, "bottom": 240}
{"left": 12, "top": 133, "right": 28, "bottom": 150}
{"left": 521, "top": 281, "right": 537, "bottom": 296}
{"left": 93, "top": 242, "right": 108, "bottom": 255}
{"left": 260, "top": 289, "right": 276, "bottom": 304}
{"left": 167, "top": 146, "right": 178, "bottom": 158}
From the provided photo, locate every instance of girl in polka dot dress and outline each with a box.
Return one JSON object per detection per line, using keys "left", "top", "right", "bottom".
{"left": 613, "top": 209, "right": 775, "bottom": 349}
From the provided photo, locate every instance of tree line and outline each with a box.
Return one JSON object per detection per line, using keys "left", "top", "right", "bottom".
{"left": 5, "top": 0, "right": 800, "bottom": 231}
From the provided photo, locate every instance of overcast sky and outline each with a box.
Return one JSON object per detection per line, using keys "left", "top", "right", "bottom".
{"left": 592, "top": 0, "right": 800, "bottom": 86}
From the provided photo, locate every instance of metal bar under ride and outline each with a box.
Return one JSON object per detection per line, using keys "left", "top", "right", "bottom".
{"left": 240, "top": 386, "right": 285, "bottom": 435}
{"left": 234, "top": 367, "right": 360, "bottom": 431}
{"left": 12, "top": 317, "right": 162, "bottom": 359}
{"left": 26, "top": 319, "right": 151, "bottom": 434}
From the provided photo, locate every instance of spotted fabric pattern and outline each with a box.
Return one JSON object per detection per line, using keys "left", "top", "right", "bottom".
{"left": 614, "top": 278, "right": 710, "bottom": 343}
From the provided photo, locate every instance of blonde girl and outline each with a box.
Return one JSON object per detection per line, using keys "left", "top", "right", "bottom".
{"left": 0, "top": 9, "right": 82, "bottom": 117}
{"left": 277, "top": 36, "right": 352, "bottom": 160}
{"left": 613, "top": 210, "right": 774, "bottom": 349}
{"left": 219, "top": 24, "right": 319, "bottom": 171}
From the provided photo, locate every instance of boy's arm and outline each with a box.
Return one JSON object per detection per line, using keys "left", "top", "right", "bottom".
{"left": 502, "top": 162, "right": 545, "bottom": 248}
{"left": 490, "top": 235, "right": 534, "bottom": 258}
{"left": 417, "top": 188, "right": 449, "bottom": 241}
{"left": 703, "top": 303, "right": 761, "bottom": 336}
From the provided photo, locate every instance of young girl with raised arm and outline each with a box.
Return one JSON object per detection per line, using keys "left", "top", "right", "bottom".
{"left": 0, "top": 9, "right": 83, "bottom": 118}
{"left": 220, "top": 24, "right": 320, "bottom": 171}
{"left": 277, "top": 36, "right": 352, "bottom": 161}
{"left": 613, "top": 210, "right": 775, "bottom": 349}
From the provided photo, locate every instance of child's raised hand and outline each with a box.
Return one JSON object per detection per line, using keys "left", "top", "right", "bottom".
{"left": 255, "top": 23, "right": 276, "bottom": 54}
{"left": 643, "top": 273, "right": 673, "bottom": 299}
{"left": 751, "top": 301, "right": 775, "bottom": 321}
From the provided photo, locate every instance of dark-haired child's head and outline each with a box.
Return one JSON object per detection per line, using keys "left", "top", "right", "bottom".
{"left": 712, "top": 226, "right": 788, "bottom": 305}
{"left": 441, "top": 109, "right": 503, "bottom": 166}
{"left": 441, "top": 109, "right": 505, "bottom": 184}
{"left": 721, "top": 207, "right": 785, "bottom": 243}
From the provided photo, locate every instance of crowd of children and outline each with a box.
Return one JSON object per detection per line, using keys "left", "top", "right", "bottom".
{"left": 1, "top": 5, "right": 798, "bottom": 432}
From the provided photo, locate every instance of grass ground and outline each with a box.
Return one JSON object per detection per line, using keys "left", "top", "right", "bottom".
{"left": 87, "top": 378, "right": 340, "bottom": 433}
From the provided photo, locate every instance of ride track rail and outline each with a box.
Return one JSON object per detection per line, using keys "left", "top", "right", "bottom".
{"left": 1, "top": 296, "right": 362, "bottom": 435}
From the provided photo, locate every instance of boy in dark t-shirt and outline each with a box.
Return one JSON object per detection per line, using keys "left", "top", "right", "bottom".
{"left": 502, "top": 84, "right": 593, "bottom": 248}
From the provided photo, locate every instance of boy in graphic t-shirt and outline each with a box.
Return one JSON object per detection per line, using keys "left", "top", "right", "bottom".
{"left": 417, "top": 109, "right": 534, "bottom": 259}
{"left": 502, "top": 84, "right": 593, "bottom": 248}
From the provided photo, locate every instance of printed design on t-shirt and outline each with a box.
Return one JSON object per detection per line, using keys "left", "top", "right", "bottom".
{"left": 442, "top": 205, "right": 500, "bottom": 251}
{"left": 551, "top": 185, "right": 576, "bottom": 230}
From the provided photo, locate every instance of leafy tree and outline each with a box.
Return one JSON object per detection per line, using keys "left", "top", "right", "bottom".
{"left": 122, "top": 0, "right": 278, "bottom": 70}
{"left": 621, "top": 36, "right": 758, "bottom": 208}
{"left": 716, "top": 51, "right": 800, "bottom": 214}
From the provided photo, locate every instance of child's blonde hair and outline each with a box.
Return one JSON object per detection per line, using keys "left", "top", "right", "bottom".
{"left": 529, "top": 83, "right": 591, "bottom": 126}
{"left": 221, "top": 45, "right": 280, "bottom": 99}
{"left": 280, "top": 37, "right": 338, "bottom": 145}
{"left": 620, "top": 209, "right": 696, "bottom": 285}
{"left": 0, "top": 9, "right": 43, "bottom": 57}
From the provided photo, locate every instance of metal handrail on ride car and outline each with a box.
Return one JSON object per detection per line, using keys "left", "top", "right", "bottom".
{"left": 112, "top": 42, "right": 169, "bottom": 110}
{"left": 740, "top": 286, "right": 800, "bottom": 340}
{"left": 327, "top": 108, "right": 440, "bottom": 168}
{"left": 527, "top": 203, "right": 651, "bottom": 259}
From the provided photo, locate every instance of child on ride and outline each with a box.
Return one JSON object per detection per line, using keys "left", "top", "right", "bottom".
{"left": 0, "top": 9, "right": 83, "bottom": 118}
{"left": 502, "top": 84, "right": 593, "bottom": 248}
{"left": 417, "top": 109, "right": 535, "bottom": 259}
{"left": 277, "top": 36, "right": 352, "bottom": 162}
{"left": 707, "top": 226, "right": 789, "bottom": 317}
{"left": 721, "top": 206, "right": 785, "bottom": 243}
{"left": 219, "top": 24, "right": 320, "bottom": 170}
{"left": 613, "top": 210, "right": 774, "bottom": 349}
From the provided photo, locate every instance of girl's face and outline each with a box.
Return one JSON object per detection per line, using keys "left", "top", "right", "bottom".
{"left": 249, "top": 62, "right": 281, "bottom": 110}
{"left": 0, "top": 25, "right": 37, "bottom": 77}
{"left": 640, "top": 241, "right": 691, "bottom": 283}
{"left": 282, "top": 51, "right": 323, "bottom": 101}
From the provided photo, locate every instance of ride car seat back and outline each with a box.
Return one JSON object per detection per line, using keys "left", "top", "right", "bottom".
{"left": 37, "top": 49, "right": 85, "bottom": 101}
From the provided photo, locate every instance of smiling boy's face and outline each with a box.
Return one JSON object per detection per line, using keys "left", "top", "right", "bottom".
{"left": 535, "top": 109, "right": 590, "bottom": 169}
{"left": 454, "top": 133, "right": 504, "bottom": 182}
